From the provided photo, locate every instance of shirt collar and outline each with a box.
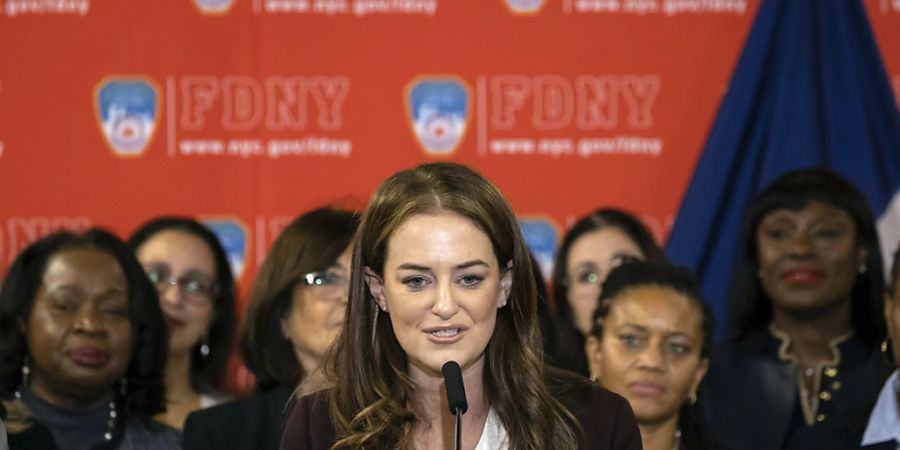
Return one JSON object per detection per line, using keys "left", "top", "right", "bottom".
{"left": 861, "top": 370, "right": 900, "bottom": 446}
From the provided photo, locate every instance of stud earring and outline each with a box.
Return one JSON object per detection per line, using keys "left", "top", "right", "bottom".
{"left": 21, "top": 362, "right": 30, "bottom": 386}
{"left": 858, "top": 264, "right": 867, "bottom": 274}
{"left": 200, "top": 340, "right": 210, "bottom": 358}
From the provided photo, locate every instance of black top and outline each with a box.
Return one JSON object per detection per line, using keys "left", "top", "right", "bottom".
{"left": 183, "top": 385, "right": 294, "bottom": 450}
{"left": 279, "top": 369, "right": 641, "bottom": 450}
{"left": 700, "top": 329, "right": 892, "bottom": 450}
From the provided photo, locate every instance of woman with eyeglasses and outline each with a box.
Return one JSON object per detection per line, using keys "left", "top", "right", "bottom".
{"left": 182, "top": 207, "right": 358, "bottom": 450}
{"left": 128, "top": 217, "right": 237, "bottom": 430}
{"left": 550, "top": 209, "right": 666, "bottom": 376}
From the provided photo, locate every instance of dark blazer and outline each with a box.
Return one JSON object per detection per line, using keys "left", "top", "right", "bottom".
{"left": 701, "top": 331, "right": 892, "bottom": 450}
{"left": 279, "top": 370, "right": 641, "bottom": 450}
{"left": 183, "top": 385, "right": 293, "bottom": 450}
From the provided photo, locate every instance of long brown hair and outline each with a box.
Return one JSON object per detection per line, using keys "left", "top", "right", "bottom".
{"left": 326, "top": 162, "right": 580, "bottom": 449}
{"left": 240, "top": 207, "right": 359, "bottom": 390}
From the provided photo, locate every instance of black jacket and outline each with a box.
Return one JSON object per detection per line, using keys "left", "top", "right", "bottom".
{"left": 183, "top": 385, "right": 293, "bottom": 450}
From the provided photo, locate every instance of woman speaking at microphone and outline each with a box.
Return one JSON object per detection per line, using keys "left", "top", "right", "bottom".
{"left": 279, "top": 162, "right": 641, "bottom": 450}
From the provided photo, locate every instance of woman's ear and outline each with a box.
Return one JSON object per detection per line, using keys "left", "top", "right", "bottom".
{"left": 585, "top": 335, "right": 603, "bottom": 382}
{"left": 497, "top": 266, "right": 513, "bottom": 308}
{"left": 690, "top": 357, "right": 711, "bottom": 400}
{"left": 364, "top": 267, "right": 388, "bottom": 312}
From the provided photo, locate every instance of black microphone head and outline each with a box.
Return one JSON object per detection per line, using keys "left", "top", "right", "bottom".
{"left": 441, "top": 361, "right": 468, "bottom": 415}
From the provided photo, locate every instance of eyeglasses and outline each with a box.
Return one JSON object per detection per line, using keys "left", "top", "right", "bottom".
{"left": 144, "top": 264, "right": 218, "bottom": 306}
{"left": 565, "top": 254, "right": 642, "bottom": 288}
{"left": 301, "top": 270, "right": 349, "bottom": 300}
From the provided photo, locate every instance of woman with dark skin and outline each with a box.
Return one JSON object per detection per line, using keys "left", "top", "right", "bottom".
{"left": 0, "top": 229, "right": 177, "bottom": 450}
{"left": 860, "top": 243, "right": 900, "bottom": 449}
{"left": 701, "top": 169, "right": 892, "bottom": 450}
{"left": 587, "top": 261, "right": 718, "bottom": 450}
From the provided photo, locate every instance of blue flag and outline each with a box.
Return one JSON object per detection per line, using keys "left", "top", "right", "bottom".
{"left": 666, "top": 0, "right": 900, "bottom": 339}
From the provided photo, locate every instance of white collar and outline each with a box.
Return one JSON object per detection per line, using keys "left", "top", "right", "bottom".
{"left": 474, "top": 408, "right": 508, "bottom": 450}
{"left": 861, "top": 370, "right": 900, "bottom": 446}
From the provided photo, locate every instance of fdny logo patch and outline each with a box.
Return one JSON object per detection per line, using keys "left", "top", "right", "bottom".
{"left": 519, "top": 217, "right": 559, "bottom": 280}
{"left": 95, "top": 77, "right": 158, "bottom": 157}
{"left": 201, "top": 218, "right": 247, "bottom": 279}
{"left": 406, "top": 77, "right": 470, "bottom": 157}
{"left": 192, "top": 0, "right": 236, "bottom": 14}
{"left": 504, "top": 0, "right": 545, "bottom": 14}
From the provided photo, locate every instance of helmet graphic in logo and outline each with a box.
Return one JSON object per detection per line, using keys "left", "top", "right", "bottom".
{"left": 519, "top": 217, "right": 559, "bottom": 280}
{"left": 201, "top": 218, "right": 247, "bottom": 279}
{"left": 406, "top": 77, "right": 470, "bottom": 156}
{"left": 95, "top": 78, "right": 158, "bottom": 157}
{"left": 193, "top": 0, "right": 236, "bottom": 14}
{"left": 504, "top": 0, "right": 546, "bottom": 14}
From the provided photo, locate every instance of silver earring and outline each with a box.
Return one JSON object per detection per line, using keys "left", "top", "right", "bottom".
{"left": 21, "top": 360, "right": 30, "bottom": 385}
{"left": 200, "top": 341, "right": 210, "bottom": 357}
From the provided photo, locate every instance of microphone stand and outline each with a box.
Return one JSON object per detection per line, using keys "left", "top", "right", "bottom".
{"left": 453, "top": 406, "right": 462, "bottom": 450}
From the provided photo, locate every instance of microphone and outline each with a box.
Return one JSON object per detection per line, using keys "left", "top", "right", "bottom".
{"left": 442, "top": 361, "right": 468, "bottom": 415}
{"left": 442, "top": 361, "right": 467, "bottom": 450}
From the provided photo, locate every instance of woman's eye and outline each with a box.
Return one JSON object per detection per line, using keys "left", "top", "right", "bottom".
{"left": 577, "top": 271, "right": 600, "bottom": 285}
{"left": 619, "top": 333, "right": 643, "bottom": 348}
{"left": 668, "top": 342, "right": 691, "bottom": 356}
{"left": 52, "top": 300, "right": 78, "bottom": 313}
{"left": 764, "top": 227, "right": 789, "bottom": 240}
{"left": 403, "top": 276, "right": 429, "bottom": 289}
{"left": 101, "top": 305, "right": 129, "bottom": 317}
{"left": 459, "top": 275, "right": 484, "bottom": 287}
{"left": 815, "top": 227, "right": 844, "bottom": 239}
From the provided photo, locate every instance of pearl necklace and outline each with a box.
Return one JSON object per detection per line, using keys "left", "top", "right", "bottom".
{"left": 15, "top": 389, "right": 119, "bottom": 443}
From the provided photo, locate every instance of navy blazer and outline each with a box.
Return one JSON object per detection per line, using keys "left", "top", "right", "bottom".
{"left": 701, "top": 331, "right": 892, "bottom": 450}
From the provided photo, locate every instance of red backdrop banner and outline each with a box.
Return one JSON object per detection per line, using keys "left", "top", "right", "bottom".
{"left": 2, "top": 0, "right": 898, "bottom": 390}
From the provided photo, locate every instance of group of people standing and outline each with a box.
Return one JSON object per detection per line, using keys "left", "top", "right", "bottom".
{"left": 0, "top": 163, "right": 898, "bottom": 450}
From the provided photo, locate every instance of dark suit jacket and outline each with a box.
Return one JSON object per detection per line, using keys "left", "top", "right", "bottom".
{"left": 701, "top": 331, "right": 892, "bottom": 450}
{"left": 279, "top": 370, "right": 641, "bottom": 450}
{"left": 183, "top": 385, "right": 293, "bottom": 450}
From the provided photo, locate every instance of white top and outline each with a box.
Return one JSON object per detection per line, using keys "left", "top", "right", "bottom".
{"left": 200, "top": 392, "right": 231, "bottom": 409}
{"left": 474, "top": 408, "right": 508, "bottom": 450}
{"left": 861, "top": 370, "right": 900, "bottom": 449}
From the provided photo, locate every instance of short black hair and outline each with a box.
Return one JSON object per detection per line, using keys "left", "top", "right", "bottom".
{"left": 240, "top": 207, "right": 359, "bottom": 390}
{"left": 128, "top": 217, "right": 236, "bottom": 394}
{"left": 590, "top": 260, "right": 714, "bottom": 358}
{"left": 0, "top": 229, "right": 167, "bottom": 415}
{"left": 727, "top": 168, "right": 885, "bottom": 347}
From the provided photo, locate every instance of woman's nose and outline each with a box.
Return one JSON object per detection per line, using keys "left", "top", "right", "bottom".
{"left": 432, "top": 282, "right": 459, "bottom": 320}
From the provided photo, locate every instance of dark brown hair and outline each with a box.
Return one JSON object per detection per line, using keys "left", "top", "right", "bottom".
{"left": 327, "top": 162, "right": 580, "bottom": 449}
{"left": 240, "top": 207, "right": 359, "bottom": 390}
